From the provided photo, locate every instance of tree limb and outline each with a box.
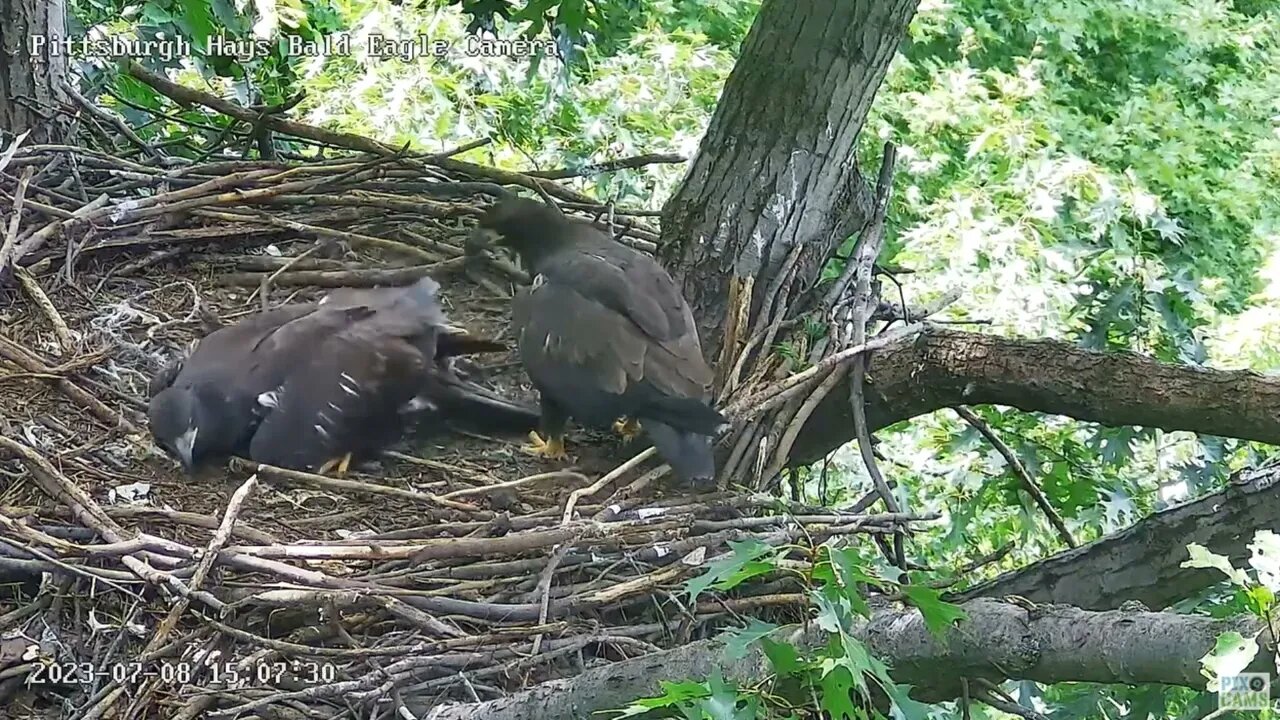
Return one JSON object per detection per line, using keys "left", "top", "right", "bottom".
{"left": 955, "top": 460, "right": 1280, "bottom": 611}
{"left": 415, "top": 460, "right": 1280, "bottom": 719}
{"left": 790, "top": 326, "right": 1280, "bottom": 465}
{"left": 419, "top": 599, "right": 1263, "bottom": 719}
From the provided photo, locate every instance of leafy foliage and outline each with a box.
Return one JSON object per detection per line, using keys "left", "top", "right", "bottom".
{"left": 1181, "top": 530, "right": 1280, "bottom": 710}
{"left": 633, "top": 545, "right": 961, "bottom": 719}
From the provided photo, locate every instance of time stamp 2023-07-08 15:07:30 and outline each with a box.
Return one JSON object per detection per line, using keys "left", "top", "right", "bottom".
{"left": 25, "top": 659, "right": 338, "bottom": 687}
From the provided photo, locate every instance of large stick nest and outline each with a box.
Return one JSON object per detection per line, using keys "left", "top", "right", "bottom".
{"left": 0, "top": 83, "right": 922, "bottom": 719}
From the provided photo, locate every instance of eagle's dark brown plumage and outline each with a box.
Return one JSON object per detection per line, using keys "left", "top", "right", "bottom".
{"left": 147, "top": 277, "right": 537, "bottom": 474}
{"left": 472, "top": 197, "right": 727, "bottom": 486}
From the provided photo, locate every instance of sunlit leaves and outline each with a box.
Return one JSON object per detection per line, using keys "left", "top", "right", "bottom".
{"left": 1183, "top": 543, "right": 1251, "bottom": 588}
{"left": 1247, "top": 531, "right": 1280, "bottom": 594}
{"left": 1201, "top": 631, "right": 1262, "bottom": 692}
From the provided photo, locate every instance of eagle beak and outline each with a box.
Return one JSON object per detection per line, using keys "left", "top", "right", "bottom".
{"left": 174, "top": 426, "right": 198, "bottom": 474}
{"left": 176, "top": 447, "right": 194, "bottom": 474}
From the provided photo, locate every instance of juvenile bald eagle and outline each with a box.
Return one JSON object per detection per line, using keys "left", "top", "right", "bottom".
{"left": 471, "top": 197, "right": 728, "bottom": 486}
{"left": 147, "top": 277, "right": 536, "bottom": 474}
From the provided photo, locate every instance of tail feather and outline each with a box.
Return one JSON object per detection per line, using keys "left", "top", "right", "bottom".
{"left": 644, "top": 421, "right": 716, "bottom": 486}
{"left": 422, "top": 376, "right": 540, "bottom": 435}
{"left": 638, "top": 395, "right": 727, "bottom": 436}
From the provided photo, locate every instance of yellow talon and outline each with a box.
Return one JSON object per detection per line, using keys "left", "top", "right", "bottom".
{"left": 521, "top": 431, "right": 567, "bottom": 460}
{"left": 317, "top": 452, "right": 353, "bottom": 477}
{"left": 612, "top": 417, "right": 643, "bottom": 442}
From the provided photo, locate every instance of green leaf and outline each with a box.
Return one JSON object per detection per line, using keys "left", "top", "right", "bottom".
{"left": 1201, "top": 630, "right": 1261, "bottom": 690}
{"left": 818, "top": 663, "right": 860, "bottom": 720}
{"left": 829, "top": 548, "right": 881, "bottom": 618}
{"left": 556, "top": 0, "right": 586, "bottom": 34}
{"left": 702, "top": 673, "right": 739, "bottom": 720}
{"left": 175, "top": 0, "right": 216, "bottom": 47}
{"left": 1248, "top": 530, "right": 1280, "bottom": 593}
{"left": 1244, "top": 585, "right": 1275, "bottom": 617}
{"left": 900, "top": 585, "right": 968, "bottom": 640}
{"left": 812, "top": 588, "right": 848, "bottom": 634}
{"left": 684, "top": 540, "right": 776, "bottom": 602}
{"left": 512, "top": 0, "right": 557, "bottom": 22}
{"left": 139, "top": 2, "right": 178, "bottom": 26}
{"left": 841, "top": 635, "right": 891, "bottom": 692}
{"left": 722, "top": 619, "right": 778, "bottom": 662}
{"left": 760, "top": 637, "right": 802, "bottom": 677}
{"left": 883, "top": 683, "right": 935, "bottom": 720}
{"left": 613, "top": 680, "right": 710, "bottom": 717}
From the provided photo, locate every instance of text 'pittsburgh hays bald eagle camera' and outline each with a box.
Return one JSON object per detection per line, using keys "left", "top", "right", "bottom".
{"left": 471, "top": 197, "right": 729, "bottom": 487}
{"left": 147, "top": 277, "right": 539, "bottom": 475}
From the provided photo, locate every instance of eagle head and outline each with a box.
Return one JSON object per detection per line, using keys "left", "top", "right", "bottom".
{"left": 147, "top": 386, "right": 209, "bottom": 473}
{"left": 469, "top": 197, "right": 572, "bottom": 270}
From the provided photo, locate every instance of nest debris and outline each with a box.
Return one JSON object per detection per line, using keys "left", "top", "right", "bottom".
{"left": 0, "top": 73, "right": 929, "bottom": 720}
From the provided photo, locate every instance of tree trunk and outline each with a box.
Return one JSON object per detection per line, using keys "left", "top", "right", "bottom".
{"left": 0, "top": 0, "right": 69, "bottom": 139}
{"left": 661, "top": 0, "right": 919, "bottom": 363}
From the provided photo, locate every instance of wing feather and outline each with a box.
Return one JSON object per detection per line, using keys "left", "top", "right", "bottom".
{"left": 514, "top": 277, "right": 711, "bottom": 412}
{"left": 248, "top": 326, "right": 427, "bottom": 469}
{"left": 537, "top": 245, "right": 693, "bottom": 347}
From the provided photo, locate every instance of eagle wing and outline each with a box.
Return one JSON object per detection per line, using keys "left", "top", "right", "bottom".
{"left": 513, "top": 290, "right": 716, "bottom": 440}
{"left": 538, "top": 246, "right": 694, "bottom": 345}
{"left": 520, "top": 247, "right": 713, "bottom": 407}
{"left": 247, "top": 320, "right": 430, "bottom": 470}
{"left": 245, "top": 277, "right": 486, "bottom": 470}
{"left": 148, "top": 357, "right": 184, "bottom": 399}
{"left": 174, "top": 304, "right": 318, "bottom": 381}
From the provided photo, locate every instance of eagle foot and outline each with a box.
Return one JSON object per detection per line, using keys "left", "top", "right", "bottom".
{"left": 612, "top": 417, "right": 643, "bottom": 443}
{"left": 521, "top": 432, "right": 568, "bottom": 461}
{"left": 317, "top": 452, "right": 353, "bottom": 477}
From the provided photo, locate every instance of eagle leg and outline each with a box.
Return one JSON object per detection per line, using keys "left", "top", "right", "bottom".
{"left": 523, "top": 397, "right": 569, "bottom": 460}
{"left": 522, "top": 431, "right": 568, "bottom": 460}
{"left": 317, "top": 452, "right": 353, "bottom": 477}
{"left": 612, "top": 417, "right": 643, "bottom": 442}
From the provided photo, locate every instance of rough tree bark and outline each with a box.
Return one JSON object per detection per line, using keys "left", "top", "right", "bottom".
{"left": 954, "top": 460, "right": 1280, "bottom": 610}
{"left": 426, "top": 0, "right": 1280, "bottom": 715}
{"left": 660, "top": 0, "right": 918, "bottom": 361}
{"left": 790, "top": 327, "right": 1280, "bottom": 464}
{"left": 0, "top": 0, "right": 69, "bottom": 139}
{"left": 422, "top": 601, "right": 1264, "bottom": 720}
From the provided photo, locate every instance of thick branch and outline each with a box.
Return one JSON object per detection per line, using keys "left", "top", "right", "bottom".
{"left": 791, "top": 327, "right": 1280, "bottom": 464}
{"left": 958, "top": 460, "right": 1280, "bottom": 611}
{"left": 421, "top": 599, "right": 1263, "bottom": 720}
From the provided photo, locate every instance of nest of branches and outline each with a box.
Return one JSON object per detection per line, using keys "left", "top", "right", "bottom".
{"left": 0, "top": 69, "right": 931, "bottom": 719}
